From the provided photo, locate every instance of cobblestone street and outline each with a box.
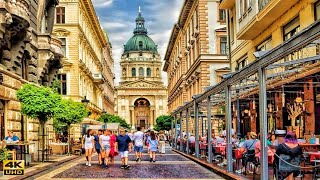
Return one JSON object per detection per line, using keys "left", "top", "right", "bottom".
{"left": 33, "top": 147, "right": 224, "bottom": 180}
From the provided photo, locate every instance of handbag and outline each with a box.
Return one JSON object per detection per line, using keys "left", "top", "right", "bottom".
{"left": 81, "top": 148, "right": 85, "bottom": 154}
{"left": 243, "top": 140, "right": 256, "bottom": 159}
{"left": 278, "top": 144, "right": 301, "bottom": 172}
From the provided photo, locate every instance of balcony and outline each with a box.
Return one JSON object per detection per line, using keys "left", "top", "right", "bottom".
{"left": 0, "top": 0, "right": 30, "bottom": 25}
{"left": 237, "top": 0, "right": 299, "bottom": 40}
{"left": 50, "top": 36, "right": 64, "bottom": 59}
{"left": 220, "top": 0, "right": 235, "bottom": 9}
{"left": 92, "top": 73, "right": 105, "bottom": 84}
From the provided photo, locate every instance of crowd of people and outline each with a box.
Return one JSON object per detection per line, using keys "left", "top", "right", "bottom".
{"left": 81, "top": 127, "right": 167, "bottom": 169}
{"left": 175, "top": 129, "right": 303, "bottom": 180}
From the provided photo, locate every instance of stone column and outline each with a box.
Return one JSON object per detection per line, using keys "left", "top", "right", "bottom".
{"left": 304, "top": 79, "right": 315, "bottom": 134}
{"left": 131, "top": 110, "right": 135, "bottom": 129}
{"left": 150, "top": 109, "right": 154, "bottom": 128}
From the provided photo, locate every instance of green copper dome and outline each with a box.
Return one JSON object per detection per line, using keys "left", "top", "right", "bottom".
{"left": 124, "top": 34, "right": 158, "bottom": 53}
{"left": 123, "top": 12, "right": 158, "bottom": 53}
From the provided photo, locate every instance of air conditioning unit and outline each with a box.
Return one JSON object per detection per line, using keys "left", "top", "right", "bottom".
{"left": 92, "top": 73, "right": 104, "bottom": 84}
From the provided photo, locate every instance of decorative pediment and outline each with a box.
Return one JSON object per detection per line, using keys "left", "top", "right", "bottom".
{"left": 52, "top": 28, "right": 71, "bottom": 37}
{"left": 118, "top": 80, "right": 165, "bottom": 89}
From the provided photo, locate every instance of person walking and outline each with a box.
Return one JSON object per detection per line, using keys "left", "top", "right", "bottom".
{"left": 115, "top": 128, "right": 132, "bottom": 169}
{"left": 133, "top": 127, "right": 144, "bottom": 161}
{"left": 158, "top": 130, "right": 166, "bottom": 154}
{"left": 144, "top": 130, "right": 150, "bottom": 153}
{"left": 109, "top": 131, "right": 118, "bottom": 164}
{"left": 94, "top": 129, "right": 103, "bottom": 165}
{"left": 82, "top": 129, "right": 95, "bottom": 167}
{"left": 99, "top": 129, "right": 111, "bottom": 168}
{"left": 147, "top": 131, "right": 159, "bottom": 162}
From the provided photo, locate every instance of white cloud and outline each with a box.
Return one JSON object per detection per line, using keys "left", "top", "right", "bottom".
{"left": 92, "top": 0, "right": 113, "bottom": 8}
{"left": 103, "top": 22, "right": 128, "bottom": 29}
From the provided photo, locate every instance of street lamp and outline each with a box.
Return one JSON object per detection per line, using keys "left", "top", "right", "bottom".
{"left": 81, "top": 96, "right": 90, "bottom": 107}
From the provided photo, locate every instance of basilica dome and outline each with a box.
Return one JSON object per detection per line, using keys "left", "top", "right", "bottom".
{"left": 123, "top": 12, "right": 158, "bottom": 54}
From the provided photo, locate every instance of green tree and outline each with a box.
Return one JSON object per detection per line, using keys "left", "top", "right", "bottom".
{"left": 16, "top": 84, "right": 61, "bottom": 162}
{"left": 154, "top": 115, "right": 173, "bottom": 131}
{"left": 54, "top": 99, "right": 88, "bottom": 154}
{"left": 98, "top": 113, "right": 130, "bottom": 129}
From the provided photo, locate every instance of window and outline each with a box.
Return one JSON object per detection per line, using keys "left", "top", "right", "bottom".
{"left": 236, "top": 56, "right": 248, "bottom": 70}
{"left": 230, "top": 17, "right": 234, "bottom": 43}
{"left": 132, "top": 68, "right": 136, "bottom": 77}
{"left": 56, "top": 7, "right": 65, "bottom": 24}
{"left": 315, "top": 0, "right": 320, "bottom": 20}
{"left": 220, "top": 36, "right": 227, "bottom": 54}
{"left": 257, "top": 37, "right": 272, "bottom": 51}
{"left": 147, "top": 68, "right": 151, "bottom": 77}
{"left": 139, "top": 41, "right": 143, "bottom": 49}
{"left": 60, "top": 38, "right": 66, "bottom": 56}
{"left": 283, "top": 16, "right": 300, "bottom": 41}
{"left": 57, "top": 74, "right": 67, "bottom": 95}
{"left": 219, "top": 9, "right": 226, "bottom": 21}
{"left": 21, "top": 53, "right": 28, "bottom": 80}
{"left": 139, "top": 67, "right": 144, "bottom": 76}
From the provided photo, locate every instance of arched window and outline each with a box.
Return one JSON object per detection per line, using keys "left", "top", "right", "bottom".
{"left": 139, "top": 41, "right": 143, "bottom": 49}
{"left": 132, "top": 68, "right": 136, "bottom": 77}
{"left": 147, "top": 68, "right": 151, "bottom": 77}
{"left": 139, "top": 67, "right": 144, "bottom": 76}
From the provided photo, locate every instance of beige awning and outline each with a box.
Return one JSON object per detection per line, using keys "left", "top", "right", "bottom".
{"left": 82, "top": 118, "right": 104, "bottom": 125}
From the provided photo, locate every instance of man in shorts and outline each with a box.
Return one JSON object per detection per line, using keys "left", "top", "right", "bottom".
{"left": 115, "top": 128, "right": 132, "bottom": 169}
{"left": 133, "top": 127, "right": 144, "bottom": 161}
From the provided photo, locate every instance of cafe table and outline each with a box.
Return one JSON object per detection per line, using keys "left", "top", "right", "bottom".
{"left": 5, "top": 142, "right": 35, "bottom": 166}
{"left": 50, "top": 143, "right": 68, "bottom": 155}
{"left": 299, "top": 144, "right": 320, "bottom": 152}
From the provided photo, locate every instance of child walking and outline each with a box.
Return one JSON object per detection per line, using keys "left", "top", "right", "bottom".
{"left": 147, "top": 131, "right": 159, "bottom": 162}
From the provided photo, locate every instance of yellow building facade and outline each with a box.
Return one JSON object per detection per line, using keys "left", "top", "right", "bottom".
{"left": 164, "top": 0, "right": 229, "bottom": 113}
{"left": 53, "top": 0, "right": 114, "bottom": 137}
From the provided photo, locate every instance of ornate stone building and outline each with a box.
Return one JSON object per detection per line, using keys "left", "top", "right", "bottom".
{"left": 163, "top": 0, "right": 229, "bottom": 113}
{"left": 0, "top": 0, "right": 63, "bottom": 151}
{"left": 115, "top": 11, "right": 167, "bottom": 130}
{"left": 163, "top": 0, "right": 229, "bottom": 134}
{"left": 53, "top": 0, "right": 114, "bottom": 138}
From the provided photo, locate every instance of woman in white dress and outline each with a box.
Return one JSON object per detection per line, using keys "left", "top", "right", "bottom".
{"left": 99, "top": 129, "right": 111, "bottom": 168}
{"left": 82, "top": 129, "right": 95, "bottom": 166}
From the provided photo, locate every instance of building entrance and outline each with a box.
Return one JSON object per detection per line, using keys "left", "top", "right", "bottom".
{"left": 134, "top": 98, "right": 150, "bottom": 129}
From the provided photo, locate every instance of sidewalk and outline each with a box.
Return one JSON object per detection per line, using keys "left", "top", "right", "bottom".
{"left": 0, "top": 155, "right": 80, "bottom": 180}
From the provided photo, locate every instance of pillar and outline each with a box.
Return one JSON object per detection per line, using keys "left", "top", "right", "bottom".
{"left": 304, "top": 79, "right": 315, "bottom": 134}
{"left": 259, "top": 67, "right": 268, "bottom": 179}
{"left": 131, "top": 110, "right": 135, "bottom": 128}
{"left": 275, "top": 91, "right": 284, "bottom": 129}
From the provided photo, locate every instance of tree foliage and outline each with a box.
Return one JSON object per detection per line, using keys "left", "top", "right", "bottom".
{"left": 54, "top": 99, "right": 88, "bottom": 126}
{"left": 98, "top": 113, "right": 130, "bottom": 129}
{"left": 154, "top": 115, "right": 173, "bottom": 131}
{"left": 16, "top": 84, "right": 61, "bottom": 122}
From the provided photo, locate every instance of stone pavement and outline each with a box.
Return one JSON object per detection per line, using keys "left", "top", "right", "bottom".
{"left": 31, "top": 146, "right": 225, "bottom": 180}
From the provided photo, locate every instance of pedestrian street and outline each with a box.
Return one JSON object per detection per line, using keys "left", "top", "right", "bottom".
{"left": 29, "top": 146, "right": 224, "bottom": 180}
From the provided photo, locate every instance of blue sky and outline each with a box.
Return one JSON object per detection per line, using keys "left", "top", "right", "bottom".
{"left": 92, "top": 0, "right": 183, "bottom": 85}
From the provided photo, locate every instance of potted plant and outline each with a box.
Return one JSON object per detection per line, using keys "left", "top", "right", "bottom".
{"left": 0, "top": 147, "right": 9, "bottom": 171}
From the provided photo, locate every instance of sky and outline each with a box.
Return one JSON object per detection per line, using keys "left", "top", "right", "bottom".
{"left": 92, "top": 0, "right": 183, "bottom": 86}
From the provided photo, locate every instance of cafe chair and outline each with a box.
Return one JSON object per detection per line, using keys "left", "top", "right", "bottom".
{"left": 7, "top": 151, "right": 16, "bottom": 160}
